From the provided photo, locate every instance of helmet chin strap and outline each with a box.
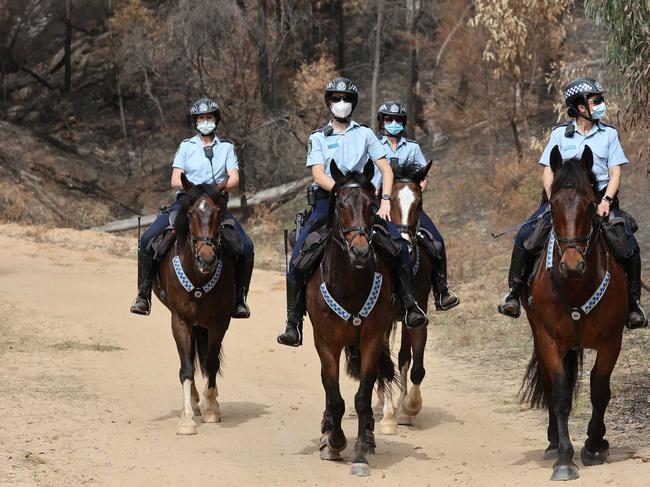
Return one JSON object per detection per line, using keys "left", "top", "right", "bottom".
{"left": 577, "top": 95, "right": 596, "bottom": 123}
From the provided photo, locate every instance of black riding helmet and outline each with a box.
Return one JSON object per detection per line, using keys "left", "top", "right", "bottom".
{"left": 324, "top": 77, "right": 359, "bottom": 112}
{"left": 377, "top": 100, "right": 407, "bottom": 135}
{"left": 564, "top": 77, "right": 606, "bottom": 121}
{"left": 190, "top": 98, "right": 221, "bottom": 126}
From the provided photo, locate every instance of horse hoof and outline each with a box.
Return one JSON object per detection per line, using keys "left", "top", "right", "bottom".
{"left": 544, "top": 447, "right": 559, "bottom": 460}
{"left": 176, "top": 420, "right": 197, "bottom": 435}
{"left": 379, "top": 422, "right": 398, "bottom": 435}
{"left": 350, "top": 463, "right": 371, "bottom": 477}
{"left": 319, "top": 447, "right": 342, "bottom": 461}
{"left": 550, "top": 463, "right": 579, "bottom": 481}
{"left": 201, "top": 412, "right": 221, "bottom": 423}
{"left": 581, "top": 446, "right": 608, "bottom": 466}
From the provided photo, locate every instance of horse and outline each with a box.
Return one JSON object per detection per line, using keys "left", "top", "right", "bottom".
{"left": 153, "top": 173, "right": 236, "bottom": 435}
{"left": 307, "top": 159, "right": 396, "bottom": 477}
{"left": 520, "top": 146, "right": 628, "bottom": 481}
{"left": 374, "top": 161, "right": 433, "bottom": 432}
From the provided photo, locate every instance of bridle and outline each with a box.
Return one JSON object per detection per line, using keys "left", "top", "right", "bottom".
{"left": 392, "top": 178, "right": 422, "bottom": 239}
{"left": 330, "top": 182, "right": 375, "bottom": 252}
{"left": 186, "top": 196, "right": 226, "bottom": 262}
{"left": 550, "top": 195, "right": 602, "bottom": 261}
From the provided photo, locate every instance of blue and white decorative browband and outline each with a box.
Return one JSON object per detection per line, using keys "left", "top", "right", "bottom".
{"left": 545, "top": 232, "right": 610, "bottom": 319}
{"left": 172, "top": 255, "right": 223, "bottom": 299}
{"left": 320, "top": 272, "right": 383, "bottom": 326}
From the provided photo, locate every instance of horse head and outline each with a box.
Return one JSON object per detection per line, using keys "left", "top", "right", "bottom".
{"left": 330, "top": 159, "right": 376, "bottom": 269}
{"left": 177, "top": 173, "right": 229, "bottom": 274}
{"left": 549, "top": 145, "right": 598, "bottom": 279}
{"left": 390, "top": 161, "right": 432, "bottom": 245}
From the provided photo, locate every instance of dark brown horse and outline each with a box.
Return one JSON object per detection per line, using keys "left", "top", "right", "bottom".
{"left": 154, "top": 173, "right": 236, "bottom": 435}
{"left": 520, "top": 146, "right": 628, "bottom": 481}
{"left": 307, "top": 160, "right": 396, "bottom": 477}
{"left": 375, "top": 161, "right": 433, "bottom": 432}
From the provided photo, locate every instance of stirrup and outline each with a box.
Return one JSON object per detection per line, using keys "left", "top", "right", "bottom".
{"left": 497, "top": 293, "right": 520, "bottom": 318}
{"left": 435, "top": 290, "right": 460, "bottom": 311}
{"left": 277, "top": 322, "right": 303, "bottom": 347}
{"left": 626, "top": 304, "right": 648, "bottom": 329}
{"left": 404, "top": 302, "right": 428, "bottom": 329}
{"left": 130, "top": 295, "right": 151, "bottom": 316}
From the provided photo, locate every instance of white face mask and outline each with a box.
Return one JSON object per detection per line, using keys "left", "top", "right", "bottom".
{"left": 197, "top": 121, "right": 216, "bottom": 135}
{"left": 330, "top": 100, "right": 352, "bottom": 119}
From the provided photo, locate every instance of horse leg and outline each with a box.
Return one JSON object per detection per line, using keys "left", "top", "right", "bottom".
{"left": 402, "top": 326, "right": 426, "bottom": 419}
{"left": 200, "top": 326, "right": 226, "bottom": 423}
{"left": 581, "top": 337, "right": 621, "bottom": 466}
{"left": 379, "top": 378, "right": 397, "bottom": 435}
{"left": 318, "top": 347, "right": 346, "bottom": 461}
{"left": 350, "top": 342, "right": 381, "bottom": 477}
{"left": 172, "top": 315, "right": 197, "bottom": 435}
{"left": 191, "top": 382, "right": 201, "bottom": 416}
{"left": 373, "top": 381, "right": 385, "bottom": 418}
{"left": 395, "top": 323, "right": 412, "bottom": 425}
{"left": 544, "top": 348, "right": 579, "bottom": 481}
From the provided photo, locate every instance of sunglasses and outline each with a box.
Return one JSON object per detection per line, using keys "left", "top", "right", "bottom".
{"left": 382, "top": 116, "right": 405, "bottom": 123}
{"left": 590, "top": 95, "right": 605, "bottom": 105}
{"left": 329, "top": 95, "right": 354, "bottom": 103}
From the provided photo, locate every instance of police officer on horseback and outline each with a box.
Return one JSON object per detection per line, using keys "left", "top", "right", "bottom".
{"left": 376, "top": 100, "right": 460, "bottom": 311}
{"left": 130, "top": 98, "right": 254, "bottom": 319}
{"left": 497, "top": 77, "right": 647, "bottom": 329}
{"left": 277, "top": 78, "right": 428, "bottom": 347}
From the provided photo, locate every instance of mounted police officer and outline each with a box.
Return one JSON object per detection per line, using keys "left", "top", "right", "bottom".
{"left": 276, "top": 78, "right": 428, "bottom": 347}
{"left": 376, "top": 100, "right": 460, "bottom": 311}
{"left": 497, "top": 77, "right": 647, "bottom": 329}
{"left": 130, "top": 98, "right": 255, "bottom": 319}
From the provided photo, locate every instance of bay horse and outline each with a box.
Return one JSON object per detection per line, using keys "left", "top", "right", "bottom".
{"left": 307, "top": 160, "right": 396, "bottom": 477}
{"left": 154, "top": 173, "right": 236, "bottom": 435}
{"left": 520, "top": 146, "right": 628, "bottom": 481}
{"left": 374, "top": 161, "right": 433, "bottom": 432}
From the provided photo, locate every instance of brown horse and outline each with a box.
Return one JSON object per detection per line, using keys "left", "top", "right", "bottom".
{"left": 520, "top": 146, "right": 628, "bottom": 481}
{"left": 307, "top": 160, "right": 396, "bottom": 477}
{"left": 154, "top": 174, "right": 236, "bottom": 435}
{"left": 374, "top": 161, "right": 433, "bottom": 432}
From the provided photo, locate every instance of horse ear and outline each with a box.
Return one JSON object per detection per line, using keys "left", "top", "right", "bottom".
{"left": 181, "top": 172, "right": 194, "bottom": 192}
{"left": 363, "top": 158, "right": 374, "bottom": 181}
{"left": 330, "top": 160, "right": 344, "bottom": 182}
{"left": 419, "top": 160, "right": 433, "bottom": 180}
{"left": 550, "top": 145, "right": 562, "bottom": 173}
{"left": 581, "top": 145, "right": 594, "bottom": 175}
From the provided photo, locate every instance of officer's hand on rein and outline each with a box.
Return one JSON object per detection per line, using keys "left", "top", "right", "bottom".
{"left": 597, "top": 200, "right": 610, "bottom": 218}
{"left": 376, "top": 200, "right": 391, "bottom": 221}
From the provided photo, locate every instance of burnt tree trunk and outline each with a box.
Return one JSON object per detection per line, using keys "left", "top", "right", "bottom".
{"left": 370, "top": 0, "right": 384, "bottom": 132}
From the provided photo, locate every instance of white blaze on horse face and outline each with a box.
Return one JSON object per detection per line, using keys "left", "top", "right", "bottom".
{"left": 197, "top": 200, "right": 208, "bottom": 215}
{"left": 397, "top": 186, "right": 416, "bottom": 243}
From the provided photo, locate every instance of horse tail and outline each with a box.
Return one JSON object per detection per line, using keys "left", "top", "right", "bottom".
{"left": 344, "top": 343, "right": 395, "bottom": 389}
{"left": 193, "top": 326, "right": 209, "bottom": 377}
{"left": 520, "top": 348, "right": 584, "bottom": 409}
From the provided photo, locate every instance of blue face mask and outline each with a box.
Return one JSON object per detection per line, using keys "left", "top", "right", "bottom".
{"left": 384, "top": 121, "right": 403, "bottom": 136}
{"left": 591, "top": 103, "right": 606, "bottom": 120}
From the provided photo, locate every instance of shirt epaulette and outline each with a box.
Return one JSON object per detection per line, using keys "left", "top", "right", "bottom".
{"left": 218, "top": 138, "right": 235, "bottom": 145}
{"left": 182, "top": 137, "right": 195, "bottom": 144}
{"left": 552, "top": 120, "right": 572, "bottom": 130}
{"left": 312, "top": 126, "right": 334, "bottom": 136}
{"left": 403, "top": 137, "right": 416, "bottom": 143}
{"left": 598, "top": 122, "right": 617, "bottom": 131}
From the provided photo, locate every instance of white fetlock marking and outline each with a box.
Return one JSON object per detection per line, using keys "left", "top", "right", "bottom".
{"left": 182, "top": 379, "right": 194, "bottom": 418}
{"left": 200, "top": 384, "right": 221, "bottom": 423}
{"left": 403, "top": 384, "right": 422, "bottom": 416}
{"left": 379, "top": 382, "right": 398, "bottom": 435}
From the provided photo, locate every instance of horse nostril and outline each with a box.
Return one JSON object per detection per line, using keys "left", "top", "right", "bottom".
{"left": 577, "top": 261, "right": 586, "bottom": 274}
{"left": 560, "top": 262, "right": 567, "bottom": 274}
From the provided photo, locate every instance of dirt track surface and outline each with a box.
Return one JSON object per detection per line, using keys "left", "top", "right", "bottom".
{"left": 0, "top": 227, "right": 648, "bottom": 486}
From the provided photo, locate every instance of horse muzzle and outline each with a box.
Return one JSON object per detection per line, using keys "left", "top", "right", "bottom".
{"left": 559, "top": 254, "right": 587, "bottom": 280}
{"left": 349, "top": 242, "right": 372, "bottom": 269}
{"left": 196, "top": 253, "right": 219, "bottom": 274}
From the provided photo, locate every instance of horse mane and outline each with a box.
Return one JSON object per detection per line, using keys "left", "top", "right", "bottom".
{"left": 174, "top": 184, "right": 227, "bottom": 241}
{"left": 391, "top": 161, "right": 427, "bottom": 183}
{"left": 328, "top": 171, "right": 376, "bottom": 225}
{"left": 551, "top": 158, "right": 597, "bottom": 199}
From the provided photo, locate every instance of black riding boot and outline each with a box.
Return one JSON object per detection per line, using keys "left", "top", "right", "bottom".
{"left": 130, "top": 248, "right": 154, "bottom": 316}
{"left": 232, "top": 255, "right": 254, "bottom": 319}
{"left": 497, "top": 245, "right": 531, "bottom": 319}
{"left": 277, "top": 278, "right": 305, "bottom": 347}
{"left": 397, "top": 262, "right": 429, "bottom": 329}
{"left": 431, "top": 246, "right": 460, "bottom": 311}
{"left": 625, "top": 252, "right": 648, "bottom": 329}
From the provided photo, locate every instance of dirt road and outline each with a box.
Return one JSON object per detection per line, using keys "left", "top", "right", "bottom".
{"left": 0, "top": 228, "right": 647, "bottom": 486}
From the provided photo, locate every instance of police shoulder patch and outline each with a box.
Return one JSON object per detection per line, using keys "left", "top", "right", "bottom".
{"left": 552, "top": 120, "right": 572, "bottom": 130}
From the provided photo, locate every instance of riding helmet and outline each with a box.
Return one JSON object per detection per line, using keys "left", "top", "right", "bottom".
{"left": 190, "top": 98, "right": 221, "bottom": 126}
{"left": 324, "top": 77, "right": 359, "bottom": 111}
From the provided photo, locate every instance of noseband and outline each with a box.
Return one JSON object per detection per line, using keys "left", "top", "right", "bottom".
{"left": 331, "top": 182, "right": 374, "bottom": 252}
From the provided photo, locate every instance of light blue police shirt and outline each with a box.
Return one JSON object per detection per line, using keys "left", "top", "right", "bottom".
{"left": 306, "top": 120, "right": 387, "bottom": 189}
{"left": 373, "top": 135, "right": 428, "bottom": 187}
{"left": 172, "top": 134, "right": 238, "bottom": 185}
{"left": 538, "top": 120, "right": 627, "bottom": 191}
